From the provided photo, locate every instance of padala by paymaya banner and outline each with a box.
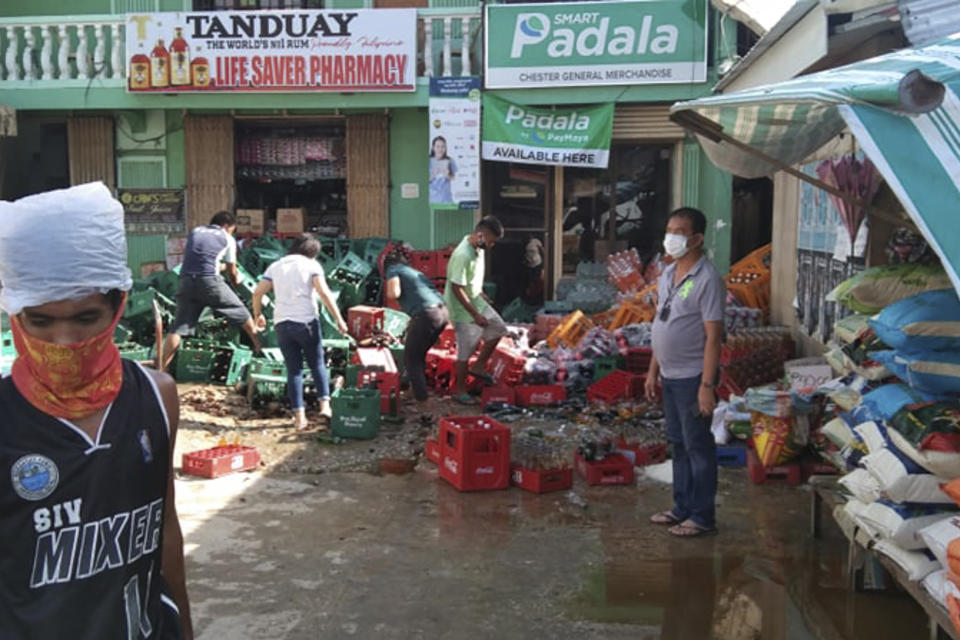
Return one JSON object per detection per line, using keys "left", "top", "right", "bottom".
{"left": 481, "top": 94, "right": 613, "bottom": 168}
{"left": 485, "top": 0, "right": 707, "bottom": 89}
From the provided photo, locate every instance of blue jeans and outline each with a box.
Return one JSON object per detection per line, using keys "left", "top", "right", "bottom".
{"left": 662, "top": 374, "right": 717, "bottom": 529}
{"left": 275, "top": 320, "right": 330, "bottom": 410}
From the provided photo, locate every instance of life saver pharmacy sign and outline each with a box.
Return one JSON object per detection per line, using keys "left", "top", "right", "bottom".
{"left": 124, "top": 10, "right": 417, "bottom": 93}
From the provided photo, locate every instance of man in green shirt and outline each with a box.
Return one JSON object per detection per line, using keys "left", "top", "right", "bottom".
{"left": 444, "top": 216, "right": 507, "bottom": 404}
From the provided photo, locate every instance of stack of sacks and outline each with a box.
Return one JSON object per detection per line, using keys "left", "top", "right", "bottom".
{"left": 924, "top": 483, "right": 960, "bottom": 623}
{"left": 871, "top": 288, "right": 960, "bottom": 396}
{"left": 836, "top": 386, "right": 960, "bottom": 581}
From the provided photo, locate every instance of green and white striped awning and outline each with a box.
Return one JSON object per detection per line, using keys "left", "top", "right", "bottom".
{"left": 671, "top": 33, "right": 960, "bottom": 294}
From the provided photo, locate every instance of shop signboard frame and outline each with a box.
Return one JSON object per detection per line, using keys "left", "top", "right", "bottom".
{"left": 125, "top": 9, "right": 417, "bottom": 93}
{"left": 481, "top": 94, "right": 614, "bottom": 169}
{"left": 119, "top": 188, "right": 186, "bottom": 234}
{"left": 484, "top": 0, "right": 708, "bottom": 90}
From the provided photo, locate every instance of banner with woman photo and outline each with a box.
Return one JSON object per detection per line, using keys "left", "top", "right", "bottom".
{"left": 428, "top": 77, "right": 481, "bottom": 209}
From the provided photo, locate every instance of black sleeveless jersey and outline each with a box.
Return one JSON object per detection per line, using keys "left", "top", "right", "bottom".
{"left": 0, "top": 360, "right": 181, "bottom": 639}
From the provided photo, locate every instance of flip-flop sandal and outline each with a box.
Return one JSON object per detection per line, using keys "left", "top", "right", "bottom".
{"left": 650, "top": 511, "right": 683, "bottom": 526}
{"left": 667, "top": 522, "right": 718, "bottom": 538}
{"left": 453, "top": 393, "right": 479, "bottom": 405}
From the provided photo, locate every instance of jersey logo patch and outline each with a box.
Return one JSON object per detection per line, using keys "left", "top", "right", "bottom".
{"left": 11, "top": 454, "right": 59, "bottom": 501}
{"left": 138, "top": 429, "right": 154, "bottom": 464}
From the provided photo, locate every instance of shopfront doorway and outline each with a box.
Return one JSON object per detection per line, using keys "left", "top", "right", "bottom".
{"left": 482, "top": 142, "right": 674, "bottom": 306}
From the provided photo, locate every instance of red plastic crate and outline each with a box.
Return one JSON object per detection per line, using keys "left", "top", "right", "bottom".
{"left": 511, "top": 465, "right": 573, "bottom": 494}
{"left": 486, "top": 345, "right": 527, "bottom": 385}
{"left": 515, "top": 385, "right": 567, "bottom": 406}
{"left": 347, "top": 305, "right": 385, "bottom": 340}
{"left": 410, "top": 251, "right": 439, "bottom": 278}
{"left": 182, "top": 445, "right": 261, "bottom": 479}
{"left": 352, "top": 346, "right": 398, "bottom": 373}
{"left": 436, "top": 325, "right": 456, "bottom": 350}
{"left": 425, "top": 439, "right": 441, "bottom": 464}
{"left": 616, "top": 440, "right": 667, "bottom": 466}
{"left": 439, "top": 416, "right": 511, "bottom": 492}
{"left": 623, "top": 347, "right": 653, "bottom": 373}
{"left": 482, "top": 386, "right": 516, "bottom": 407}
{"left": 357, "top": 369, "right": 400, "bottom": 413}
{"left": 435, "top": 249, "right": 453, "bottom": 278}
{"left": 574, "top": 452, "right": 635, "bottom": 486}
{"left": 586, "top": 370, "right": 645, "bottom": 404}
{"left": 376, "top": 241, "right": 404, "bottom": 277}
{"left": 747, "top": 449, "right": 802, "bottom": 486}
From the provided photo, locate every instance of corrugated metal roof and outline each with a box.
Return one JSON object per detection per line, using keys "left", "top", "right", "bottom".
{"left": 898, "top": 0, "right": 960, "bottom": 46}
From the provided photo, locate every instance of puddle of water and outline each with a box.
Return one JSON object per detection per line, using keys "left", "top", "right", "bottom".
{"left": 567, "top": 548, "right": 929, "bottom": 640}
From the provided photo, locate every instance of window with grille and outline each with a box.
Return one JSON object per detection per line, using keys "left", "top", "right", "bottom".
{"left": 193, "top": 0, "right": 324, "bottom": 10}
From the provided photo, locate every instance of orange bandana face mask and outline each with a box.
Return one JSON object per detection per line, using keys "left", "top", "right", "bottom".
{"left": 10, "top": 298, "right": 126, "bottom": 420}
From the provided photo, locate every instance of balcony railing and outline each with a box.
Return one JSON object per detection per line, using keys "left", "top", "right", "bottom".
{"left": 0, "top": 8, "right": 481, "bottom": 88}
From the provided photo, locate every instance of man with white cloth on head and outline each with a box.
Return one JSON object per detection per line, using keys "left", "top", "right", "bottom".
{"left": 0, "top": 182, "right": 193, "bottom": 639}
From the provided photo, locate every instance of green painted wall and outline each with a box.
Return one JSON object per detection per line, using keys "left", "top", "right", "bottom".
{"left": 388, "top": 108, "right": 430, "bottom": 248}
{"left": 1, "top": 0, "right": 110, "bottom": 16}
{"left": 681, "top": 140, "right": 732, "bottom": 273}
{"left": 165, "top": 110, "right": 185, "bottom": 188}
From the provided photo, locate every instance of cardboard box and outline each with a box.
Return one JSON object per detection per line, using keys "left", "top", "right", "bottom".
{"left": 236, "top": 209, "right": 265, "bottom": 235}
{"left": 140, "top": 261, "right": 167, "bottom": 278}
{"left": 276, "top": 208, "right": 305, "bottom": 234}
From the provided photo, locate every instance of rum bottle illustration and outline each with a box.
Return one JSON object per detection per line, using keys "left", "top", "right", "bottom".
{"left": 129, "top": 53, "right": 150, "bottom": 89}
{"left": 169, "top": 27, "right": 191, "bottom": 86}
{"left": 150, "top": 38, "right": 170, "bottom": 88}
{"left": 191, "top": 57, "right": 211, "bottom": 88}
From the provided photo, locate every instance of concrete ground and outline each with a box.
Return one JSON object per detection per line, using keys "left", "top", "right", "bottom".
{"left": 174, "top": 443, "right": 930, "bottom": 639}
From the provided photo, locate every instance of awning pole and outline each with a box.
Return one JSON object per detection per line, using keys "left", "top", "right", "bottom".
{"left": 670, "top": 110, "right": 906, "bottom": 228}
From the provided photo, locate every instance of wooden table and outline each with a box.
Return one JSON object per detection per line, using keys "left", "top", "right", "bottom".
{"left": 809, "top": 476, "right": 959, "bottom": 640}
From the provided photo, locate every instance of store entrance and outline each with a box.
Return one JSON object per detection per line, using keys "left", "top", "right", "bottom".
{"left": 561, "top": 143, "right": 673, "bottom": 276}
{"left": 234, "top": 119, "right": 347, "bottom": 236}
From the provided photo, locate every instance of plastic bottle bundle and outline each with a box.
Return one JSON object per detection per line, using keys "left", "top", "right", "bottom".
{"left": 614, "top": 323, "right": 653, "bottom": 348}
{"left": 576, "top": 261, "right": 609, "bottom": 280}
{"left": 567, "top": 280, "right": 618, "bottom": 314}
{"left": 562, "top": 359, "right": 595, "bottom": 390}
{"left": 524, "top": 355, "right": 558, "bottom": 385}
{"left": 607, "top": 249, "right": 645, "bottom": 293}
{"left": 555, "top": 277, "right": 578, "bottom": 301}
{"left": 578, "top": 327, "right": 618, "bottom": 359}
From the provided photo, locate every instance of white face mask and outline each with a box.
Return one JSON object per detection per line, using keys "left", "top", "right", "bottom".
{"left": 663, "top": 233, "right": 690, "bottom": 259}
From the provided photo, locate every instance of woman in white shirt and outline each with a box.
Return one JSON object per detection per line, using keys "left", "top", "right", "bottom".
{"left": 252, "top": 234, "right": 348, "bottom": 431}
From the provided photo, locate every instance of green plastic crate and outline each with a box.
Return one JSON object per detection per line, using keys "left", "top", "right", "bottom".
{"left": 175, "top": 340, "right": 252, "bottom": 385}
{"left": 113, "top": 323, "right": 134, "bottom": 344}
{"left": 148, "top": 270, "right": 181, "bottom": 300}
{"left": 324, "top": 338, "right": 352, "bottom": 376}
{"left": 382, "top": 308, "right": 410, "bottom": 339}
{"left": 118, "top": 343, "right": 151, "bottom": 361}
{"left": 592, "top": 355, "right": 625, "bottom": 383}
{"left": 351, "top": 238, "right": 389, "bottom": 266}
{"left": 328, "top": 252, "right": 374, "bottom": 309}
{"left": 501, "top": 297, "right": 537, "bottom": 323}
{"left": 331, "top": 388, "right": 380, "bottom": 439}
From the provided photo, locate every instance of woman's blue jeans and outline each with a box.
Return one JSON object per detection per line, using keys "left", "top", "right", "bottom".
{"left": 275, "top": 319, "right": 330, "bottom": 410}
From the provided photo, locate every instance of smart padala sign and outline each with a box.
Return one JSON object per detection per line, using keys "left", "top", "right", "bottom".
{"left": 484, "top": 0, "right": 707, "bottom": 89}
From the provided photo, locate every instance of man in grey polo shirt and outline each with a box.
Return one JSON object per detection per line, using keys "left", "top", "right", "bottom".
{"left": 646, "top": 207, "right": 724, "bottom": 537}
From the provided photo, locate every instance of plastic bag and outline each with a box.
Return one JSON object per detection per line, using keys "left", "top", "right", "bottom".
{"left": 711, "top": 402, "right": 730, "bottom": 445}
{"left": 751, "top": 411, "right": 808, "bottom": 467}
{"left": 827, "top": 263, "right": 952, "bottom": 314}
{"left": 0, "top": 182, "right": 132, "bottom": 314}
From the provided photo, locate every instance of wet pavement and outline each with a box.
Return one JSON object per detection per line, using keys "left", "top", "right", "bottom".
{"left": 174, "top": 454, "right": 929, "bottom": 639}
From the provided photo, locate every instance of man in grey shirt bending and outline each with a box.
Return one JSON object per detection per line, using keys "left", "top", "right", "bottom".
{"left": 646, "top": 207, "right": 724, "bottom": 537}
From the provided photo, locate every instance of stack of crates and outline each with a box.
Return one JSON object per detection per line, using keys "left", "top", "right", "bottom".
{"left": 546, "top": 310, "right": 595, "bottom": 349}
{"left": 357, "top": 368, "right": 400, "bottom": 413}
{"left": 175, "top": 339, "right": 252, "bottom": 386}
{"left": 328, "top": 252, "right": 373, "bottom": 309}
{"left": 409, "top": 251, "right": 438, "bottom": 277}
{"left": 246, "top": 357, "right": 288, "bottom": 408}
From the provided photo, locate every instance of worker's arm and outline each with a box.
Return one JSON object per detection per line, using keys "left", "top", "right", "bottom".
{"left": 644, "top": 353, "right": 660, "bottom": 402}
{"left": 313, "top": 275, "right": 349, "bottom": 336}
{"left": 384, "top": 276, "right": 401, "bottom": 304}
{"left": 147, "top": 369, "right": 194, "bottom": 640}
{"left": 698, "top": 320, "right": 723, "bottom": 416}
{"left": 252, "top": 279, "right": 272, "bottom": 331}
{"left": 225, "top": 262, "right": 240, "bottom": 287}
{"left": 451, "top": 283, "right": 487, "bottom": 327}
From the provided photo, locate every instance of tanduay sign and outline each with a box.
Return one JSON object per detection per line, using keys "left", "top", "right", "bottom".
{"left": 485, "top": 0, "right": 707, "bottom": 89}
